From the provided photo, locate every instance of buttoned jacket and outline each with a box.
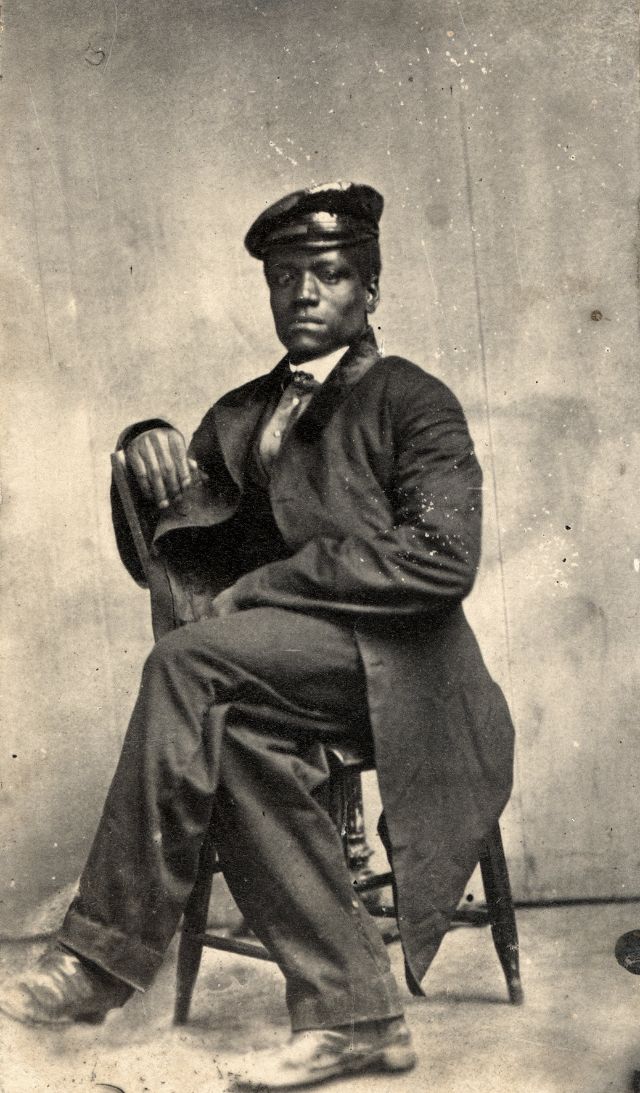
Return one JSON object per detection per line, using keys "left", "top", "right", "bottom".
{"left": 112, "top": 327, "right": 514, "bottom": 984}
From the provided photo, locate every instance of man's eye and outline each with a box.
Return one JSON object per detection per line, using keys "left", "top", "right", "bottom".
{"left": 269, "top": 271, "right": 293, "bottom": 287}
{"left": 320, "top": 269, "right": 340, "bottom": 283}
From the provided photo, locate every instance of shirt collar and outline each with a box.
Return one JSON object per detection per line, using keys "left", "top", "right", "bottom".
{"left": 288, "top": 345, "right": 348, "bottom": 386}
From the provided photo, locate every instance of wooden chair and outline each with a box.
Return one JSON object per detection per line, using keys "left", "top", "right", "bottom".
{"left": 111, "top": 452, "right": 524, "bottom": 1027}
{"left": 174, "top": 748, "right": 523, "bottom": 1023}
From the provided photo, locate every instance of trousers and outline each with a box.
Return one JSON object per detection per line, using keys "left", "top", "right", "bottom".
{"left": 59, "top": 607, "right": 403, "bottom": 1030}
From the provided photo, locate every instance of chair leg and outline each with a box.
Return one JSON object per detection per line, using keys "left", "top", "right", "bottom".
{"left": 343, "top": 770, "right": 374, "bottom": 876}
{"left": 326, "top": 766, "right": 381, "bottom": 913}
{"left": 479, "top": 823, "right": 524, "bottom": 1005}
{"left": 174, "top": 842, "right": 216, "bottom": 1025}
{"left": 344, "top": 770, "right": 384, "bottom": 913}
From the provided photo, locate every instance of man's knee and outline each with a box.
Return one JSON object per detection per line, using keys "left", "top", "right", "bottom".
{"left": 143, "top": 624, "right": 206, "bottom": 679}
{"left": 142, "top": 620, "right": 240, "bottom": 697}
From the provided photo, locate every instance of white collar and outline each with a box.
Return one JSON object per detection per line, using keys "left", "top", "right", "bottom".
{"left": 289, "top": 345, "right": 347, "bottom": 386}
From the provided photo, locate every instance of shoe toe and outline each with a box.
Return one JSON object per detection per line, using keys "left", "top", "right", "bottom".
{"left": 230, "top": 1031, "right": 347, "bottom": 1089}
{"left": 0, "top": 949, "right": 123, "bottom": 1026}
{"left": 0, "top": 985, "right": 64, "bottom": 1026}
{"left": 230, "top": 1025, "right": 416, "bottom": 1089}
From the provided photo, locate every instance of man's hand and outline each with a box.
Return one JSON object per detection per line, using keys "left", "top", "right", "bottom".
{"left": 125, "top": 427, "right": 206, "bottom": 509}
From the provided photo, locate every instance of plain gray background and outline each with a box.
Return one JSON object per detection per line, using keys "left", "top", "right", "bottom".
{"left": 1, "top": 0, "right": 639, "bottom": 941}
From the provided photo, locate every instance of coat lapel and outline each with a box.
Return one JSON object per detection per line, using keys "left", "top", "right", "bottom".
{"left": 211, "top": 359, "right": 289, "bottom": 487}
{"left": 211, "top": 327, "right": 380, "bottom": 485}
{"left": 294, "top": 326, "right": 381, "bottom": 442}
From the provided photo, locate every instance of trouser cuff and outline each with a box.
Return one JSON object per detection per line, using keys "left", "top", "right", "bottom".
{"left": 289, "top": 970, "right": 403, "bottom": 1032}
{"left": 58, "top": 906, "right": 164, "bottom": 991}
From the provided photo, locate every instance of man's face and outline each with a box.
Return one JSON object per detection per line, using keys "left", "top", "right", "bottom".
{"left": 264, "top": 247, "right": 379, "bottom": 363}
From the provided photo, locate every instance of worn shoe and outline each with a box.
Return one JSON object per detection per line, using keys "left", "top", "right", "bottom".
{"left": 230, "top": 1017, "right": 416, "bottom": 1089}
{"left": 0, "top": 946, "right": 132, "bottom": 1026}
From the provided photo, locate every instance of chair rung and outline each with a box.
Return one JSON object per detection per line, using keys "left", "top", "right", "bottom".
{"left": 352, "top": 871, "right": 393, "bottom": 893}
{"left": 194, "top": 934, "right": 276, "bottom": 961}
{"left": 366, "top": 905, "right": 397, "bottom": 918}
{"left": 451, "top": 907, "right": 491, "bottom": 927}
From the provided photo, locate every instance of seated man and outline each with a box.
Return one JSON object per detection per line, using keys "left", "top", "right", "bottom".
{"left": 0, "top": 182, "right": 514, "bottom": 1089}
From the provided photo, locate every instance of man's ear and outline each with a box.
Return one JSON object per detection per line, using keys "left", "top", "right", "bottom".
{"left": 365, "top": 279, "right": 380, "bottom": 314}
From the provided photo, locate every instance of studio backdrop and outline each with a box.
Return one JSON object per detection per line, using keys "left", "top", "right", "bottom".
{"left": 1, "top": 0, "right": 638, "bottom": 931}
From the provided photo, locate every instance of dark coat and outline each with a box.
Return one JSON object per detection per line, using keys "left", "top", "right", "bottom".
{"left": 112, "top": 327, "right": 514, "bottom": 984}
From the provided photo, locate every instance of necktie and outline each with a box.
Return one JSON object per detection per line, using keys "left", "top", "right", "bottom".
{"left": 290, "top": 370, "right": 317, "bottom": 392}
{"left": 258, "top": 371, "right": 319, "bottom": 472}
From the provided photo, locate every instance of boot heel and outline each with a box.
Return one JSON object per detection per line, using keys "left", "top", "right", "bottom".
{"left": 380, "top": 1042, "right": 417, "bottom": 1072}
{"left": 77, "top": 1011, "right": 108, "bottom": 1025}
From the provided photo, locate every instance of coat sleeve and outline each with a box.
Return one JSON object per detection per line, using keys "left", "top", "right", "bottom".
{"left": 111, "top": 413, "right": 239, "bottom": 587}
{"left": 229, "top": 373, "right": 483, "bottom": 618}
{"left": 110, "top": 418, "right": 175, "bottom": 587}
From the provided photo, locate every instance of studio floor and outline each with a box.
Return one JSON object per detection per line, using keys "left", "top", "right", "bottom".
{"left": 1, "top": 902, "right": 639, "bottom": 1093}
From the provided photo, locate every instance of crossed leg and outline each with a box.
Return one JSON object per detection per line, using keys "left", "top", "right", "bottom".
{"left": 58, "top": 607, "right": 402, "bottom": 1027}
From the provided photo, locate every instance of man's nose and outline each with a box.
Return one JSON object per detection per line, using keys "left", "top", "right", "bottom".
{"left": 294, "top": 271, "right": 319, "bottom": 304}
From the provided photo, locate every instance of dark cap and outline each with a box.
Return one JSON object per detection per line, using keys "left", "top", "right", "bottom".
{"left": 245, "top": 181, "right": 384, "bottom": 260}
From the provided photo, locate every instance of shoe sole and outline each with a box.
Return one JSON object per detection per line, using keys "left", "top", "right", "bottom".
{"left": 233, "top": 1042, "right": 417, "bottom": 1089}
{"left": 0, "top": 998, "right": 108, "bottom": 1027}
{"left": 378, "top": 1042, "right": 418, "bottom": 1072}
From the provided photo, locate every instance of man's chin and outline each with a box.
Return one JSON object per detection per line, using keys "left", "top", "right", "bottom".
{"left": 283, "top": 333, "right": 332, "bottom": 362}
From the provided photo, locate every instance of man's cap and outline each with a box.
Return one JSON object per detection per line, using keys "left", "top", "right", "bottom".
{"left": 245, "top": 181, "right": 384, "bottom": 260}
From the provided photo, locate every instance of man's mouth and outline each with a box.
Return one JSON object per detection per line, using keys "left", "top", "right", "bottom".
{"left": 289, "top": 316, "right": 324, "bottom": 326}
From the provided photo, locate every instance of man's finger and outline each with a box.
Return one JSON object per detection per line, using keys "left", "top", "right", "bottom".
{"left": 168, "top": 431, "right": 193, "bottom": 491}
{"left": 187, "top": 457, "right": 210, "bottom": 484}
{"left": 149, "top": 432, "right": 181, "bottom": 501}
{"left": 126, "top": 445, "right": 154, "bottom": 501}
{"left": 138, "top": 436, "right": 170, "bottom": 508}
